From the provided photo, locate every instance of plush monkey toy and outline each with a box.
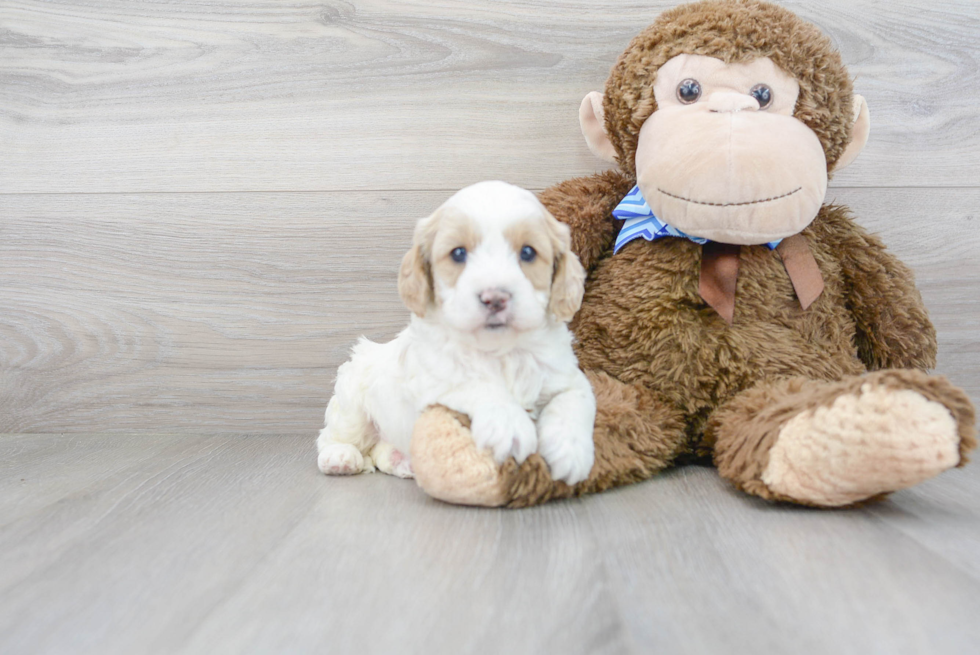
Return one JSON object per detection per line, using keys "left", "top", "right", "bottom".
{"left": 409, "top": 0, "right": 977, "bottom": 508}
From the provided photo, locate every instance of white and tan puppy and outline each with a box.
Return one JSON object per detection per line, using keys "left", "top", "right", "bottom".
{"left": 316, "top": 181, "right": 596, "bottom": 484}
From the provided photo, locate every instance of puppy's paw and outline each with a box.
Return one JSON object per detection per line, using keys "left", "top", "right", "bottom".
{"left": 317, "top": 443, "right": 366, "bottom": 475}
{"left": 371, "top": 441, "right": 414, "bottom": 479}
{"left": 471, "top": 404, "right": 537, "bottom": 464}
{"left": 537, "top": 416, "right": 595, "bottom": 485}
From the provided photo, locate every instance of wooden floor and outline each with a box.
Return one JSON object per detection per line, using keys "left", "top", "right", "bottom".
{"left": 3, "top": 1, "right": 980, "bottom": 653}
{"left": 1, "top": 432, "right": 979, "bottom": 655}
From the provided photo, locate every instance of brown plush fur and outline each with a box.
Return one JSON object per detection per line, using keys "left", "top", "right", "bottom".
{"left": 604, "top": 0, "right": 854, "bottom": 176}
{"left": 707, "top": 370, "right": 977, "bottom": 506}
{"left": 418, "top": 190, "right": 975, "bottom": 506}
{"left": 412, "top": 367, "right": 690, "bottom": 508}
{"left": 539, "top": 171, "right": 636, "bottom": 273}
{"left": 408, "top": 0, "right": 977, "bottom": 508}
{"left": 503, "top": 370, "right": 689, "bottom": 507}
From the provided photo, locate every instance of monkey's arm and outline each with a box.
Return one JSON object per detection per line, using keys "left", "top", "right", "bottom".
{"left": 820, "top": 206, "right": 937, "bottom": 371}
{"left": 539, "top": 170, "right": 635, "bottom": 272}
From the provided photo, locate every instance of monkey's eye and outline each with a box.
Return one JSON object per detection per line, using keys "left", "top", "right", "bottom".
{"left": 676, "top": 78, "right": 702, "bottom": 104}
{"left": 749, "top": 83, "right": 773, "bottom": 109}
{"left": 520, "top": 245, "right": 537, "bottom": 262}
{"left": 450, "top": 247, "right": 467, "bottom": 263}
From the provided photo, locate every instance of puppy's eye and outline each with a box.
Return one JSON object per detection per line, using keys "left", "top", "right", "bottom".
{"left": 749, "top": 83, "right": 773, "bottom": 109}
{"left": 450, "top": 247, "right": 467, "bottom": 263}
{"left": 677, "top": 78, "right": 702, "bottom": 104}
{"left": 520, "top": 245, "right": 537, "bottom": 262}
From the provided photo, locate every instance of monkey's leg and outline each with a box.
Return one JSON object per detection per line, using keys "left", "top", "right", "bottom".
{"left": 707, "top": 370, "right": 976, "bottom": 507}
{"left": 410, "top": 370, "right": 687, "bottom": 508}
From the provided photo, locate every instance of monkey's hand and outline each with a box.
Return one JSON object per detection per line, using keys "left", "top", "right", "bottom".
{"left": 820, "top": 206, "right": 937, "bottom": 371}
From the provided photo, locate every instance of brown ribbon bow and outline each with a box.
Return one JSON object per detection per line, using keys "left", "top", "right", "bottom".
{"left": 698, "top": 234, "right": 824, "bottom": 324}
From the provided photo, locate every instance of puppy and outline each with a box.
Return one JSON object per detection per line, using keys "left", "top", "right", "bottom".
{"left": 316, "top": 181, "right": 596, "bottom": 484}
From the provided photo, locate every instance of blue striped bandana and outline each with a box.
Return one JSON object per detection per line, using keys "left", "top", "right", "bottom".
{"left": 612, "top": 185, "right": 782, "bottom": 253}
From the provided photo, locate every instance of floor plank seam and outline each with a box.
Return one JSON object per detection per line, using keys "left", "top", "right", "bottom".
{"left": 859, "top": 505, "right": 980, "bottom": 588}
{"left": 579, "top": 497, "right": 650, "bottom": 655}
{"left": 0, "top": 435, "right": 237, "bottom": 596}
{"left": 175, "top": 491, "right": 323, "bottom": 649}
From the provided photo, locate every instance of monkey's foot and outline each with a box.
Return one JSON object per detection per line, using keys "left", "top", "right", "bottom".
{"left": 410, "top": 406, "right": 510, "bottom": 507}
{"left": 761, "top": 374, "right": 973, "bottom": 507}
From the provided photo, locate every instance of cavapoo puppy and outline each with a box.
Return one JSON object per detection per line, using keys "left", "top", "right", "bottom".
{"left": 316, "top": 181, "right": 596, "bottom": 484}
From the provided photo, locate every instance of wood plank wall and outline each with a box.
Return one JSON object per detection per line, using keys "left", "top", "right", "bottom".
{"left": 2, "top": 0, "right": 978, "bottom": 433}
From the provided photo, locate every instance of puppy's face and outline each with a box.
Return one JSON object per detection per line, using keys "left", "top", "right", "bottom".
{"left": 399, "top": 181, "right": 586, "bottom": 336}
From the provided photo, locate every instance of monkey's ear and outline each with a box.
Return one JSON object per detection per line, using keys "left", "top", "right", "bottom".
{"left": 579, "top": 91, "right": 618, "bottom": 163}
{"left": 833, "top": 95, "right": 870, "bottom": 171}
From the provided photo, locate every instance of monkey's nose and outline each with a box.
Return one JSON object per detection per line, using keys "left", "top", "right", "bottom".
{"left": 706, "top": 92, "right": 760, "bottom": 113}
{"left": 479, "top": 289, "right": 511, "bottom": 313}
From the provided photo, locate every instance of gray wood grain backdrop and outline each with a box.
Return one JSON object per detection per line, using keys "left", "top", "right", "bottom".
{"left": 2, "top": 0, "right": 979, "bottom": 433}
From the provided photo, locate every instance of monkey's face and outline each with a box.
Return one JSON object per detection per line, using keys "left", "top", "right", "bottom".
{"left": 636, "top": 54, "right": 827, "bottom": 245}
{"left": 580, "top": 54, "right": 869, "bottom": 246}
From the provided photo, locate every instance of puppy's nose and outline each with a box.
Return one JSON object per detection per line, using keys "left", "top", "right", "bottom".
{"left": 479, "top": 289, "right": 511, "bottom": 313}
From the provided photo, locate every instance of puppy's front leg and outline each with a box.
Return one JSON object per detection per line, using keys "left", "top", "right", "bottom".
{"left": 536, "top": 372, "right": 596, "bottom": 485}
{"left": 437, "top": 384, "right": 537, "bottom": 464}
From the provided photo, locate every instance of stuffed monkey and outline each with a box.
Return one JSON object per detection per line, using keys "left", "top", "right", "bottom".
{"left": 409, "top": 0, "right": 977, "bottom": 508}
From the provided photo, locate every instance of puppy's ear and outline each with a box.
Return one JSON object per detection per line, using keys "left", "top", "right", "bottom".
{"left": 399, "top": 211, "right": 439, "bottom": 317}
{"left": 545, "top": 212, "right": 586, "bottom": 322}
